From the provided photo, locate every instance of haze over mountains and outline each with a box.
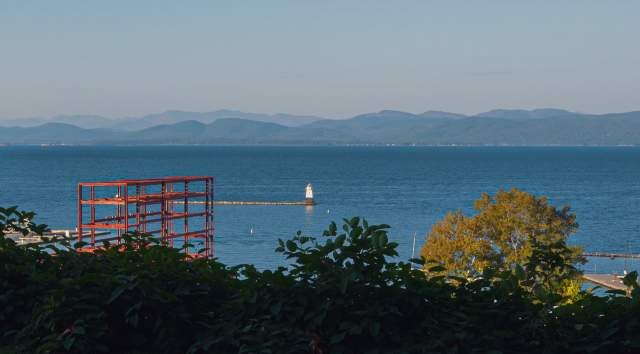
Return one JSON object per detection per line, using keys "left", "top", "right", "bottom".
{"left": 0, "top": 110, "right": 322, "bottom": 130}
{"left": 1, "top": 109, "right": 639, "bottom": 146}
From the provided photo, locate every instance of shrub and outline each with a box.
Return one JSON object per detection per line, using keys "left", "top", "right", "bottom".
{"left": 2, "top": 206, "right": 640, "bottom": 353}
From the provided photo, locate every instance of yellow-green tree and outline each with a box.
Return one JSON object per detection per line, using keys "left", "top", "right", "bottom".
{"left": 421, "top": 210, "right": 497, "bottom": 277}
{"left": 420, "top": 188, "right": 584, "bottom": 283}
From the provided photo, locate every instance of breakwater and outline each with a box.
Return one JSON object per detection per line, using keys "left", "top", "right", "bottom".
{"left": 583, "top": 252, "right": 640, "bottom": 259}
{"left": 184, "top": 200, "right": 314, "bottom": 206}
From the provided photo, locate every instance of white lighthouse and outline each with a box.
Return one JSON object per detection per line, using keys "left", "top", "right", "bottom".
{"left": 305, "top": 183, "right": 315, "bottom": 205}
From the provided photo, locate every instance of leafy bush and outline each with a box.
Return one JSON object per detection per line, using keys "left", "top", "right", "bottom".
{"left": 16, "top": 236, "right": 236, "bottom": 353}
{"left": 2, "top": 207, "right": 640, "bottom": 353}
{"left": 0, "top": 207, "right": 51, "bottom": 342}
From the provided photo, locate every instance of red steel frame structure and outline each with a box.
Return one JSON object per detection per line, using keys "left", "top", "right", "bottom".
{"left": 77, "top": 176, "right": 214, "bottom": 258}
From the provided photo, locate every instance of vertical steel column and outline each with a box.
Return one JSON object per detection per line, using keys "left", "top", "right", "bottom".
{"left": 141, "top": 185, "right": 147, "bottom": 234}
{"left": 169, "top": 183, "right": 175, "bottom": 247}
{"left": 184, "top": 181, "right": 189, "bottom": 255}
{"left": 210, "top": 177, "right": 215, "bottom": 257}
{"left": 90, "top": 186, "right": 96, "bottom": 246}
{"left": 77, "top": 184, "right": 83, "bottom": 243}
{"left": 161, "top": 182, "right": 167, "bottom": 246}
{"left": 204, "top": 178, "right": 210, "bottom": 257}
{"left": 135, "top": 185, "right": 140, "bottom": 236}
{"left": 124, "top": 184, "right": 129, "bottom": 238}
{"left": 117, "top": 185, "right": 122, "bottom": 244}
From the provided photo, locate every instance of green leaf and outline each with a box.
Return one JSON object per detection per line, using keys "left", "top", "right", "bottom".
{"left": 107, "top": 285, "right": 128, "bottom": 304}
{"left": 605, "top": 289, "right": 627, "bottom": 296}
{"left": 379, "top": 233, "right": 388, "bottom": 247}
{"left": 330, "top": 331, "right": 346, "bottom": 344}
{"left": 623, "top": 271, "right": 638, "bottom": 287}
{"left": 270, "top": 302, "right": 282, "bottom": 315}
{"left": 514, "top": 264, "right": 526, "bottom": 280}
{"left": 286, "top": 240, "right": 297, "bottom": 252}
{"left": 370, "top": 322, "right": 381, "bottom": 336}
{"left": 63, "top": 336, "right": 76, "bottom": 350}
{"left": 340, "top": 276, "right": 349, "bottom": 293}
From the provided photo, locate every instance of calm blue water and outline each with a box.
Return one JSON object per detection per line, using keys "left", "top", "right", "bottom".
{"left": 1, "top": 146, "right": 639, "bottom": 273}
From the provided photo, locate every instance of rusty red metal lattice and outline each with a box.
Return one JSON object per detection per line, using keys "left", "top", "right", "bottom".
{"left": 77, "top": 176, "right": 214, "bottom": 258}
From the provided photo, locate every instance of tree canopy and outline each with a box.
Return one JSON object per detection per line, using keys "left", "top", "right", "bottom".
{"left": 421, "top": 188, "right": 584, "bottom": 290}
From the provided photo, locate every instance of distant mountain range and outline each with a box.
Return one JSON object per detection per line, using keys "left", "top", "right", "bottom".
{"left": 1, "top": 108, "right": 640, "bottom": 146}
{"left": 0, "top": 110, "right": 322, "bottom": 130}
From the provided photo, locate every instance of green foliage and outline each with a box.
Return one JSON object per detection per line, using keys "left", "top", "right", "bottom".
{"left": 421, "top": 188, "right": 584, "bottom": 299}
{"left": 0, "top": 206, "right": 48, "bottom": 237}
{"left": 1, "top": 229, "right": 236, "bottom": 354}
{"left": 0, "top": 207, "right": 50, "bottom": 341}
{"left": 2, "top": 207, "right": 640, "bottom": 353}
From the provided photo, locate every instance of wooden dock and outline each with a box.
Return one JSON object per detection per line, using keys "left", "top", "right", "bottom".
{"left": 582, "top": 273, "right": 628, "bottom": 291}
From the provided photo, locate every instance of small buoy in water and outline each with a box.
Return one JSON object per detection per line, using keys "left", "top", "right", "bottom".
{"left": 326, "top": 209, "right": 331, "bottom": 214}
{"left": 249, "top": 225, "right": 255, "bottom": 235}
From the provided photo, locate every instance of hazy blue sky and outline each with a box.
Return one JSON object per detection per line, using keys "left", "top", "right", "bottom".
{"left": 1, "top": 0, "right": 638, "bottom": 118}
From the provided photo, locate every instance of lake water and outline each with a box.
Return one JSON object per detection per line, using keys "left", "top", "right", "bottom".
{"left": 1, "top": 146, "right": 639, "bottom": 273}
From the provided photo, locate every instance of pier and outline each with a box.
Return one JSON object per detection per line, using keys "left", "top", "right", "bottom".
{"left": 583, "top": 252, "right": 640, "bottom": 259}
{"left": 582, "top": 273, "right": 628, "bottom": 292}
{"left": 6, "top": 230, "right": 111, "bottom": 246}
{"left": 183, "top": 183, "right": 316, "bottom": 206}
{"left": 202, "top": 201, "right": 312, "bottom": 206}
{"left": 581, "top": 253, "right": 639, "bottom": 293}
{"left": 185, "top": 200, "right": 314, "bottom": 206}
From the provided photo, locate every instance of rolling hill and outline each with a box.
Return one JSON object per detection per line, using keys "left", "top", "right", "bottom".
{"left": 0, "top": 110, "right": 324, "bottom": 130}
{"left": 1, "top": 109, "right": 639, "bottom": 146}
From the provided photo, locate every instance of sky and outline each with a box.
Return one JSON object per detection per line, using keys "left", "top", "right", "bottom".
{"left": 1, "top": 0, "right": 639, "bottom": 119}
